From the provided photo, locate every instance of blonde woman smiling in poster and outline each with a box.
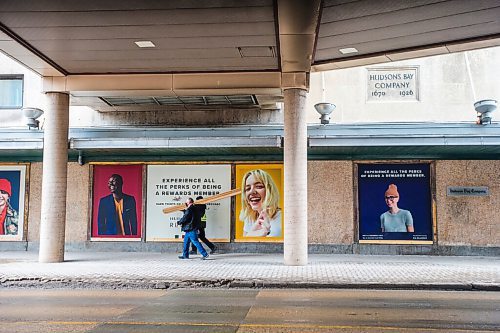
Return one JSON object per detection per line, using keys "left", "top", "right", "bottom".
{"left": 240, "top": 169, "right": 282, "bottom": 237}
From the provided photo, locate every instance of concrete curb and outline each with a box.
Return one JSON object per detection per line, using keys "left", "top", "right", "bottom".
{"left": 1, "top": 277, "right": 499, "bottom": 291}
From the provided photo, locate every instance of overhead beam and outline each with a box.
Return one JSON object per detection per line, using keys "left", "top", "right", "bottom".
{"left": 69, "top": 136, "right": 282, "bottom": 149}
{"left": 277, "top": 0, "right": 322, "bottom": 74}
{"left": 42, "top": 72, "right": 283, "bottom": 97}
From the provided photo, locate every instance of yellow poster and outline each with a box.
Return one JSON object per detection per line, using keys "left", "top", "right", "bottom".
{"left": 235, "top": 164, "right": 283, "bottom": 242}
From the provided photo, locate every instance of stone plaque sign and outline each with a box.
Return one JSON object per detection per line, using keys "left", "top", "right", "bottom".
{"left": 367, "top": 66, "right": 419, "bottom": 102}
{"left": 447, "top": 186, "right": 489, "bottom": 196}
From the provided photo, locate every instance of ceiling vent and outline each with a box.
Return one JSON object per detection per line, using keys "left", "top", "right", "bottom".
{"left": 238, "top": 46, "right": 276, "bottom": 58}
{"left": 101, "top": 95, "right": 257, "bottom": 107}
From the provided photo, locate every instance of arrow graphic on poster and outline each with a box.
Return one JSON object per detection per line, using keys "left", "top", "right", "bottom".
{"left": 162, "top": 188, "right": 241, "bottom": 214}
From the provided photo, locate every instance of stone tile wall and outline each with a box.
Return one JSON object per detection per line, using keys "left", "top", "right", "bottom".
{"left": 435, "top": 160, "right": 500, "bottom": 247}
{"left": 24, "top": 160, "right": 500, "bottom": 250}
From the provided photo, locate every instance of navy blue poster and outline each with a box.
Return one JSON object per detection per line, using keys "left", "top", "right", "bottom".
{"left": 0, "top": 170, "right": 21, "bottom": 210}
{"left": 358, "top": 163, "right": 433, "bottom": 243}
{"left": 0, "top": 165, "right": 26, "bottom": 240}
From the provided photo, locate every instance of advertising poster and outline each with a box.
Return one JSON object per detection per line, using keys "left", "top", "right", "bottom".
{"left": 146, "top": 164, "right": 231, "bottom": 242}
{"left": 357, "top": 163, "right": 433, "bottom": 244}
{"left": 91, "top": 164, "right": 143, "bottom": 240}
{"left": 235, "top": 164, "right": 284, "bottom": 242}
{"left": 0, "top": 165, "right": 26, "bottom": 241}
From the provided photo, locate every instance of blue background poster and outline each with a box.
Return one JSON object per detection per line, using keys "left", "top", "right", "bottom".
{"left": 357, "top": 163, "right": 433, "bottom": 243}
{"left": 0, "top": 165, "right": 26, "bottom": 241}
{"left": 0, "top": 170, "right": 21, "bottom": 211}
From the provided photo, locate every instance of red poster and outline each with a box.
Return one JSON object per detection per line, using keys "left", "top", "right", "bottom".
{"left": 91, "top": 165, "right": 142, "bottom": 239}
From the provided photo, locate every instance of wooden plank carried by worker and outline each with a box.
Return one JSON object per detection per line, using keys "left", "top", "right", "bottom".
{"left": 162, "top": 188, "right": 242, "bottom": 214}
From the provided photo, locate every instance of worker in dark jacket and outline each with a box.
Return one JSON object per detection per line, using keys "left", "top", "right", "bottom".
{"left": 177, "top": 197, "right": 209, "bottom": 260}
{"left": 190, "top": 195, "right": 218, "bottom": 255}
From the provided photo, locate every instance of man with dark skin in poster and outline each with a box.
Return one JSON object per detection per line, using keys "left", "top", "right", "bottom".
{"left": 97, "top": 174, "right": 138, "bottom": 236}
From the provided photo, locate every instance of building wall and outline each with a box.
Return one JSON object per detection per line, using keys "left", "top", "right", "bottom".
{"left": 19, "top": 160, "right": 499, "bottom": 253}
{"left": 436, "top": 160, "right": 500, "bottom": 247}
{"left": 308, "top": 47, "right": 500, "bottom": 124}
{"left": 307, "top": 161, "right": 354, "bottom": 245}
{"left": 26, "top": 163, "right": 42, "bottom": 243}
{"left": 73, "top": 108, "right": 283, "bottom": 127}
{"left": 28, "top": 162, "right": 349, "bottom": 246}
{"left": 3, "top": 47, "right": 499, "bottom": 129}
{"left": 27, "top": 162, "right": 90, "bottom": 246}
{"left": 65, "top": 163, "right": 91, "bottom": 243}
{"left": 0, "top": 53, "right": 44, "bottom": 127}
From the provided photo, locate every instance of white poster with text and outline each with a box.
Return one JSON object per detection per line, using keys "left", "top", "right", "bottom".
{"left": 146, "top": 164, "right": 231, "bottom": 242}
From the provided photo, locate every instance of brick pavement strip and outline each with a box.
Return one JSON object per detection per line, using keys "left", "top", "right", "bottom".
{"left": 0, "top": 252, "right": 499, "bottom": 291}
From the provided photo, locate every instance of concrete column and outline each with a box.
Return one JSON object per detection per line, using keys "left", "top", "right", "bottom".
{"left": 39, "top": 92, "right": 69, "bottom": 263}
{"left": 283, "top": 88, "right": 308, "bottom": 266}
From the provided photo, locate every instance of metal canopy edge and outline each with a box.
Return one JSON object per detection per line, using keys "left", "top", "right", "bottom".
{"left": 0, "top": 123, "right": 498, "bottom": 160}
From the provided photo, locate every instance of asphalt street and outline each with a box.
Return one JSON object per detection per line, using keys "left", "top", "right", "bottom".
{"left": 1, "top": 288, "right": 499, "bottom": 333}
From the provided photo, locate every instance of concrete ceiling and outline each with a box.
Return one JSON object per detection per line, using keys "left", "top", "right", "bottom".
{"left": 0, "top": 0, "right": 499, "bottom": 106}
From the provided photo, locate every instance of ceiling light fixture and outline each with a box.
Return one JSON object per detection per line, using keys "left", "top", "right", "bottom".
{"left": 339, "top": 47, "right": 358, "bottom": 54}
{"left": 134, "top": 41, "right": 156, "bottom": 48}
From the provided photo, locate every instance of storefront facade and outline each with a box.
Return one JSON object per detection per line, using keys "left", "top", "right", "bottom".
{"left": 1, "top": 44, "right": 499, "bottom": 257}
{"left": 1, "top": 123, "right": 498, "bottom": 256}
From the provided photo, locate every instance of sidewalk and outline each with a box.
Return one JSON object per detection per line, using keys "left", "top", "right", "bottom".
{"left": 1, "top": 251, "right": 499, "bottom": 291}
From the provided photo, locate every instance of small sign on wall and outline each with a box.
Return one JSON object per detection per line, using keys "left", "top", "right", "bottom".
{"left": 447, "top": 186, "right": 489, "bottom": 196}
{"left": 367, "top": 66, "right": 419, "bottom": 102}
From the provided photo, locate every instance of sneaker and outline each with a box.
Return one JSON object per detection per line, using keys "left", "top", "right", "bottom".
{"left": 189, "top": 250, "right": 197, "bottom": 255}
{"left": 178, "top": 256, "right": 189, "bottom": 259}
{"left": 201, "top": 254, "right": 209, "bottom": 260}
{"left": 210, "top": 246, "right": 218, "bottom": 254}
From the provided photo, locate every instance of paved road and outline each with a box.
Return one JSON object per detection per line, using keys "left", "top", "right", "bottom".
{"left": 1, "top": 288, "right": 499, "bottom": 332}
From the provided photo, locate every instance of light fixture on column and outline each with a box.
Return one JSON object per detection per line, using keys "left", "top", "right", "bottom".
{"left": 314, "top": 103, "right": 335, "bottom": 124}
{"left": 474, "top": 99, "right": 497, "bottom": 125}
{"left": 22, "top": 107, "right": 44, "bottom": 130}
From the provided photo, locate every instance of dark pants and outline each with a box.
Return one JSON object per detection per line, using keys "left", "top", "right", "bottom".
{"left": 191, "top": 228, "right": 215, "bottom": 253}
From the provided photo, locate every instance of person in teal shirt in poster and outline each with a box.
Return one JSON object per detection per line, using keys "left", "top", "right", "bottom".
{"left": 380, "top": 184, "right": 414, "bottom": 232}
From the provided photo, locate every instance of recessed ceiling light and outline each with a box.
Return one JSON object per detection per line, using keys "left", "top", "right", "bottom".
{"left": 339, "top": 47, "right": 358, "bottom": 54}
{"left": 134, "top": 41, "right": 156, "bottom": 48}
